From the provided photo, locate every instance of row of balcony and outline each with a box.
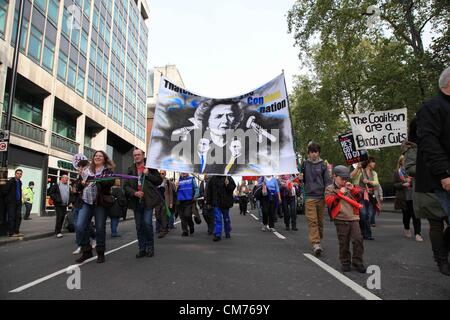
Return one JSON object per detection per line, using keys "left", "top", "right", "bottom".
{"left": 2, "top": 113, "right": 96, "bottom": 158}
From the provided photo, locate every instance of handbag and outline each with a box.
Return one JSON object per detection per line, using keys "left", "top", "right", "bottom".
{"left": 101, "top": 194, "right": 115, "bottom": 208}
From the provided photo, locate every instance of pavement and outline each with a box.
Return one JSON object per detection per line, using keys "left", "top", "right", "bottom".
{"left": 1, "top": 201, "right": 449, "bottom": 300}
{"left": 0, "top": 210, "right": 135, "bottom": 246}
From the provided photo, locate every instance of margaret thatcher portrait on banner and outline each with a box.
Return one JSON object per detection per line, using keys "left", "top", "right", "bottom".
{"left": 146, "top": 75, "right": 295, "bottom": 176}
{"left": 163, "top": 97, "right": 282, "bottom": 175}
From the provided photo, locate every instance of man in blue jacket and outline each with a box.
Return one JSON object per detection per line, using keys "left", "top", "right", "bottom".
{"left": 176, "top": 173, "right": 199, "bottom": 237}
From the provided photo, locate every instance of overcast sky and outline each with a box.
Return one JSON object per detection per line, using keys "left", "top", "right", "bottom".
{"left": 148, "top": 0, "right": 300, "bottom": 98}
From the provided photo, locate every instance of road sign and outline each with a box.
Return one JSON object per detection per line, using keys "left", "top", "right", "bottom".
{"left": 0, "top": 142, "right": 8, "bottom": 152}
{"left": 0, "top": 130, "right": 9, "bottom": 141}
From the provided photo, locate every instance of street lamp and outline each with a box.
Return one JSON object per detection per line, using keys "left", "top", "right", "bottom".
{"left": 0, "top": 0, "right": 25, "bottom": 185}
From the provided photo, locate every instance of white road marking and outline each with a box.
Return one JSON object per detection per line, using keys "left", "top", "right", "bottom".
{"left": 9, "top": 240, "right": 139, "bottom": 293}
{"left": 250, "top": 214, "right": 259, "bottom": 221}
{"left": 273, "top": 231, "right": 286, "bottom": 239}
{"left": 303, "top": 253, "right": 382, "bottom": 300}
{"left": 10, "top": 221, "right": 182, "bottom": 293}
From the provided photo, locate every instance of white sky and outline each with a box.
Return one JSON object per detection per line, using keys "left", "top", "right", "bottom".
{"left": 147, "top": 0, "right": 301, "bottom": 98}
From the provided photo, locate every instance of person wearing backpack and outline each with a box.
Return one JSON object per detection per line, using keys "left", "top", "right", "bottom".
{"left": 110, "top": 179, "right": 127, "bottom": 237}
{"left": 176, "top": 173, "right": 199, "bottom": 237}
{"left": 302, "top": 143, "right": 332, "bottom": 256}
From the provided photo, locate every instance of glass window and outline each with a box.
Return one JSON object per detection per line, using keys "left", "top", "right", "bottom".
{"left": 0, "top": 0, "right": 8, "bottom": 38}
{"left": 94, "top": 86, "right": 100, "bottom": 106}
{"left": 28, "top": 25, "right": 43, "bottom": 61}
{"left": 34, "top": 0, "right": 47, "bottom": 13}
{"left": 80, "top": 31, "right": 88, "bottom": 56}
{"left": 83, "top": 0, "right": 90, "bottom": 17}
{"left": 11, "top": 16, "right": 29, "bottom": 52}
{"left": 87, "top": 78, "right": 93, "bottom": 101}
{"left": 100, "top": 91, "right": 106, "bottom": 111}
{"left": 48, "top": 0, "right": 59, "bottom": 25}
{"left": 42, "top": 38, "right": 55, "bottom": 71}
{"left": 76, "top": 71, "right": 85, "bottom": 95}
{"left": 71, "top": 27, "right": 80, "bottom": 48}
{"left": 92, "top": 8, "right": 98, "bottom": 30}
{"left": 57, "top": 51, "right": 68, "bottom": 80}
{"left": 67, "top": 60, "right": 77, "bottom": 88}
{"left": 61, "top": 9, "right": 70, "bottom": 37}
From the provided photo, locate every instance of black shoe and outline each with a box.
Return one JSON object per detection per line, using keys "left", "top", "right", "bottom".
{"left": 189, "top": 229, "right": 194, "bottom": 235}
{"left": 136, "top": 251, "right": 146, "bottom": 258}
{"left": 75, "top": 246, "right": 93, "bottom": 263}
{"left": 352, "top": 263, "right": 367, "bottom": 273}
{"left": 225, "top": 234, "right": 231, "bottom": 239}
{"left": 158, "top": 232, "right": 166, "bottom": 239}
{"left": 285, "top": 226, "right": 290, "bottom": 231}
{"left": 292, "top": 227, "right": 298, "bottom": 231}
{"left": 96, "top": 249, "right": 105, "bottom": 263}
{"left": 207, "top": 231, "right": 213, "bottom": 235}
{"left": 181, "top": 231, "right": 189, "bottom": 237}
{"left": 213, "top": 236, "right": 221, "bottom": 242}
{"left": 146, "top": 247, "right": 154, "bottom": 257}
{"left": 341, "top": 265, "right": 351, "bottom": 272}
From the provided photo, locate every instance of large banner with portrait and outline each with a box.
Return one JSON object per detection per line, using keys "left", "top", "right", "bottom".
{"left": 146, "top": 74, "right": 298, "bottom": 176}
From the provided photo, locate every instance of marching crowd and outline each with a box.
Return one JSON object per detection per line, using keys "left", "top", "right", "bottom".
{"left": 1, "top": 67, "right": 449, "bottom": 277}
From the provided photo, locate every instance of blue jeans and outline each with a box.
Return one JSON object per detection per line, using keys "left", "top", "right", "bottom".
{"left": 73, "top": 207, "right": 96, "bottom": 246}
{"left": 359, "top": 200, "right": 374, "bottom": 239}
{"left": 213, "top": 207, "right": 231, "bottom": 238}
{"left": 168, "top": 213, "right": 175, "bottom": 229}
{"left": 435, "top": 189, "right": 450, "bottom": 219}
{"left": 111, "top": 217, "right": 119, "bottom": 236}
{"left": 76, "top": 202, "right": 107, "bottom": 250}
{"left": 134, "top": 203, "right": 154, "bottom": 251}
{"left": 256, "top": 200, "right": 262, "bottom": 221}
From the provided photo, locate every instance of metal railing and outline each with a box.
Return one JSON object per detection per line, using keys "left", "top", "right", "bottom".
{"left": 2, "top": 113, "right": 45, "bottom": 144}
{"left": 51, "top": 132, "right": 79, "bottom": 154}
{"left": 84, "top": 145, "right": 96, "bottom": 159}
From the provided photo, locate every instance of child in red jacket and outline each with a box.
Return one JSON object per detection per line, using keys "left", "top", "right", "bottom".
{"left": 325, "top": 165, "right": 366, "bottom": 273}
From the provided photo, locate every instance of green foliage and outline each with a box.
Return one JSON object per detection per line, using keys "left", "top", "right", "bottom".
{"left": 287, "top": 0, "right": 449, "bottom": 188}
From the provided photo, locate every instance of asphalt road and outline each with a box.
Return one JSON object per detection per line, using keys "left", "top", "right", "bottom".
{"left": 1, "top": 204, "right": 449, "bottom": 300}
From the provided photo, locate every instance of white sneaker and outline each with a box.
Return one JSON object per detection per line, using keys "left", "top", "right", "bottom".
{"left": 72, "top": 247, "right": 81, "bottom": 254}
{"left": 415, "top": 234, "right": 424, "bottom": 242}
{"left": 56, "top": 233, "right": 63, "bottom": 238}
{"left": 91, "top": 240, "right": 96, "bottom": 248}
{"left": 261, "top": 225, "right": 267, "bottom": 231}
{"left": 269, "top": 227, "right": 276, "bottom": 232}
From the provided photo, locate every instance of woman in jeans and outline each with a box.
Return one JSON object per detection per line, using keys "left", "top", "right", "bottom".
{"left": 258, "top": 176, "right": 281, "bottom": 232}
{"left": 75, "top": 151, "right": 115, "bottom": 264}
{"left": 394, "top": 155, "right": 423, "bottom": 241}
{"left": 351, "top": 157, "right": 379, "bottom": 240}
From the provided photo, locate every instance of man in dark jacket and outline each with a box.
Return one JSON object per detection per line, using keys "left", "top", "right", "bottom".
{"left": 416, "top": 66, "right": 450, "bottom": 276}
{"left": 207, "top": 175, "right": 236, "bottom": 241}
{"left": 49, "top": 174, "right": 70, "bottom": 238}
{"left": 3, "top": 169, "right": 23, "bottom": 237}
{"left": 124, "top": 149, "right": 163, "bottom": 258}
{"left": 199, "top": 175, "right": 214, "bottom": 235}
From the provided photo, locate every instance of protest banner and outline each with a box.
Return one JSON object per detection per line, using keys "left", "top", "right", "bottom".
{"left": 338, "top": 132, "right": 369, "bottom": 165}
{"left": 349, "top": 108, "right": 407, "bottom": 150}
{"left": 146, "top": 74, "right": 298, "bottom": 176}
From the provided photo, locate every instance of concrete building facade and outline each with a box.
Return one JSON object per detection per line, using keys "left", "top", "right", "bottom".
{"left": 0, "top": 0, "right": 150, "bottom": 215}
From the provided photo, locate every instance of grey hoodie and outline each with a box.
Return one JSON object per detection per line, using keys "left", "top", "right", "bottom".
{"left": 303, "top": 158, "right": 331, "bottom": 199}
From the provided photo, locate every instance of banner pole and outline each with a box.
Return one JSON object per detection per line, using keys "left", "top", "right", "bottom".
{"left": 281, "top": 70, "right": 300, "bottom": 170}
